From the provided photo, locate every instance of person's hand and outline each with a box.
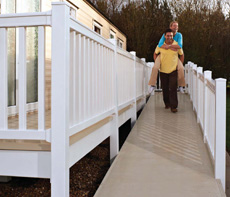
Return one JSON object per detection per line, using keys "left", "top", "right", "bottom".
{"left": 169, "top": 47, "right": 178, "bottom": 52}
{"left": 161, "top": 44, "right": 169, "bottom": 50}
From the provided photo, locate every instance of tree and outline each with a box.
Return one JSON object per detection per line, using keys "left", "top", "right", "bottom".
{"left": 92, "top": 0, "right": 230, "bottom": 80}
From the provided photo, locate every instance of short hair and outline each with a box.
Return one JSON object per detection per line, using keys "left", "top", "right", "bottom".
{"left": 170, "top": 21, "right": 178, "bottom": 27}
{"left": 165, "top": 28, "right": 173, "bottom": 35}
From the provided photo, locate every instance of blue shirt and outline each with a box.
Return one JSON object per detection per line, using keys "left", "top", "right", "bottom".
{"left": 158, "top": 32, "right": 183, "bottom": 48}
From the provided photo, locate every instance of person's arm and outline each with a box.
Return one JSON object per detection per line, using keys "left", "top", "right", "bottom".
{"left": 162, "top": 43, "right": 181, "bottom": 51}
{"left": 154, "top": 52, "right": 158, "bottom": 61}
{"left": 179, "top": 53, "right": 184, "bottom": 64}
{"left": 168, "top": 33, "right": 183, "bottom": 50}
{"left": 176, "top": 33, "right": 183, "bottom": 48}
{"left": 169, "top": 44, "right": 181, "bottom": 50}
{"left": 154, "top": 46, "right": 160, "bottom": 61}
{"left": 158, "top": 34, "right": 165, "bottom": 48}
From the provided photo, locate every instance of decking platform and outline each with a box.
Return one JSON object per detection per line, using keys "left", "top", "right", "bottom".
{"left": 95, "top": 93, "right": 226, "bottom": 197}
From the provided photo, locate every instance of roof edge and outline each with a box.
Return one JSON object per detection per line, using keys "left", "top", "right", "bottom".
{"left": 81, "top": 0, "right": 127, "bottom": 38}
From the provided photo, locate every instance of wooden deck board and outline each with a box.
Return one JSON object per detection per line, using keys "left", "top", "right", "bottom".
{"left": 0, "top": 111, "right": 51, "bottom": 151}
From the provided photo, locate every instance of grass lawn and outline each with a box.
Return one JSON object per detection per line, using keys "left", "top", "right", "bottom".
{"left": 226, "top": 89, "right": 230, "bottom": 150}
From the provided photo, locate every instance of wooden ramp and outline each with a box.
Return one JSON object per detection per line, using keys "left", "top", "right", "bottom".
{"left": 95, "top": 93, "right": 226, "bottom": 197}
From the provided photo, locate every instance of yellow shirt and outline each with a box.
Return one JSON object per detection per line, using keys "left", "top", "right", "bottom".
{"left": 155, "top": 41, "right": 183, "bottom": 74}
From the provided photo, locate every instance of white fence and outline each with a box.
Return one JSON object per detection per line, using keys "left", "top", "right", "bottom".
{"left": 185, "top": 61, "right": 226, "bottom": 191}
{"left": 0, "top": 2, "right": 152, "bottom": 196}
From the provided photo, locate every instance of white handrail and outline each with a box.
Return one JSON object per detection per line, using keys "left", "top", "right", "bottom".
{"left": 0, "top": 11, "right": 51, "bottom": 27}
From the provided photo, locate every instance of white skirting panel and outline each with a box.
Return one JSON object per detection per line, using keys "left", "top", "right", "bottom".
{"left": 68, "top": 120, "right": 113, "bottom": 168}
{"left": 0, "top": 150, "right": 51, "bottom": 178}
{"left": 136, "top": 98, "right": 145, "bottom": 112}
{"left": 118, "top": 107, "right": 134, "bottom": 127}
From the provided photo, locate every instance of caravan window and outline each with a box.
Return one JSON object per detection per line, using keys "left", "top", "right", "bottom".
{"left": 93, "top": 21, "right": 102, "bottom": 35}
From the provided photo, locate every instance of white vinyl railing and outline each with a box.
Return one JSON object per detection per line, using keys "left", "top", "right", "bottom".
{"left": 136, "top": 58, "right": 146, "bottom": 99}
{"left": 0, "top": 11, "right": 51, "bottom": 140}
{"left": 185, "top": 61, "right": 226, "bottom": 191}
{"left": 146, "top": 62, "right": 154, "bottom": 94}
{"left": 68, "top": 19, "right": 116, "bottom": 134}
{"left": 117, "top": 48, "right": 135, "bottom": 109}
{"left": 0, "top": 2, "right": 152, "bottom": 196}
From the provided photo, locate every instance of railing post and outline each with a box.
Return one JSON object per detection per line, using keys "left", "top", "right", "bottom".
{"left": 51, "top": 2, "right": 70, "bottom": 197}
{"left": 197, "top": 67, "right": 203, "bottom": 123}
{"left": 147, "top": 62, "right": 154, "bottom": 95}
{"left": 130, "top": 51, "right": 137, "bottom": 128}
{"left": 185, "top": 63, "right": 189, "bottom": 95}
{"left": 141, "top": 58, "right": 146, "bottom": 103}
{"left": 0, "top": 28, "right": 8, "bottom": 130}
{"left": 184, "top": 64, "right": 188, "bottom": 94}
{"left": 203, "top": 71, "right": 212, "bottom": 143}
{"left": 108, "top": 39, "right": 119, "bottom": 161}
{"left": 215, "top": 78, "right": 226, "bottom": 191}
{"left": 188, "top": 62, "right": 193, "bottom": 100}
{"left": 192, "top": 64, "right": 197, "bottom": 110}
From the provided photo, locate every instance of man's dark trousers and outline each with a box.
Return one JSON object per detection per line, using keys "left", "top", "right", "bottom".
{"left": 160, "top": 70, "right": 178, "bottom": 109}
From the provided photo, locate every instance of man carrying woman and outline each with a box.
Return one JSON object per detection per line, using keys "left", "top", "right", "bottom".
{"left": 153, "top": 28, "right": 184, "bottom": 113}
{"left": 148, "top": 21, "right": 185, "bottom": 93}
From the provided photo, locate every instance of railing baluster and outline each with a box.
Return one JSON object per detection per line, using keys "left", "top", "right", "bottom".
{"left": 95, "top": 43, "right": 98, "bottom": 115}
{"left": 72, "top": 31, "right": 77, "bottom": 125}
{"left": 122, "top": 56, "right": 125, "bottom": 102}
{"left": 110, "top": 50, "right": 113, "bottom": 109}
{"left": 107, "top": 48, "right": 109, "bottom": 110}
{"left": 38, "top": 26, "right": 46, "bottom": 131}
{"left": 101, "top": 46, "right": 105, "bottom": 112}
{"left": 109, "top": 50, "right": 111, "bottom": 109}
{"left": 81, "top": 35, "right": 86, "bottom": 121}
{"left": 105, "top": 47, "right": 108, "bottom": 110}
{"left": 69, "top": 30, "right": 76, "bottom": 127}
{"left": 88, "top": 39, "right": 91, "bottom": 117}
{"left": 0, "top": 28, "right": 8, "bottom": 130}
{"left": 99, "top": 44, "right": 102, "bottom": 113}
{"left": 111, "top": 50, "right": 114, "bottom": 108}
{"left": 101, "top": 45, "right": 104, "bottom": 112}
{"left": 125, "top": 58, "right": 128, "bottom": 101}
{"left": 76, "top": 34, "right": 81, "bottom": 123}
{"left": 108, "top": 49, "right": 111, "bottom": 109}
{"left": 104, "top": 48, "right": 107, "bottom": 110}
{"left": 85, "top": 37, "right": 89, "bottom": 119}
{"left": 19, "top": 27, "right": 27, "bottom": 130}
{"left": 91, "top": 41, "right": 95, "bottom": 116}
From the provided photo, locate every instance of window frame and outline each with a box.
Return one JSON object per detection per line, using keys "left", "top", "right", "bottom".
{"left": 110, "top": 29, "right": 116, "bottom": 39}
{"left": 66, "top": 1, "right": 78, "bottom": 19}
{"left": 93, "top": 20, "right": 102, "bottom": 35}
{"left": 117, "top": 38, "right": 123, "bottom": 49}
{"left": 70, "top": 6, "right": 77, "bottom": 19}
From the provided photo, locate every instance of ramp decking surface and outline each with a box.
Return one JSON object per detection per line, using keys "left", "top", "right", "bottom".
{"left": 95, "top": 93, "right": 225, "bottom": 197}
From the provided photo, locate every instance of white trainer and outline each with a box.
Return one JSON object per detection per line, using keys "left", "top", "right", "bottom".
{"left": 149, "top": 86, "right": 155, "bottom": 94}
{"left": 179, "top": 86, "right": 184, "bottom": 94}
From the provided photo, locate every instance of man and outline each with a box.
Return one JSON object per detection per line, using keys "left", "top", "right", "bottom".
{"left": 149, "top": 21, "right": 185, "bottom": 93}
{"left": 154, "top": 29, "right": 184, "bottom": 113}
